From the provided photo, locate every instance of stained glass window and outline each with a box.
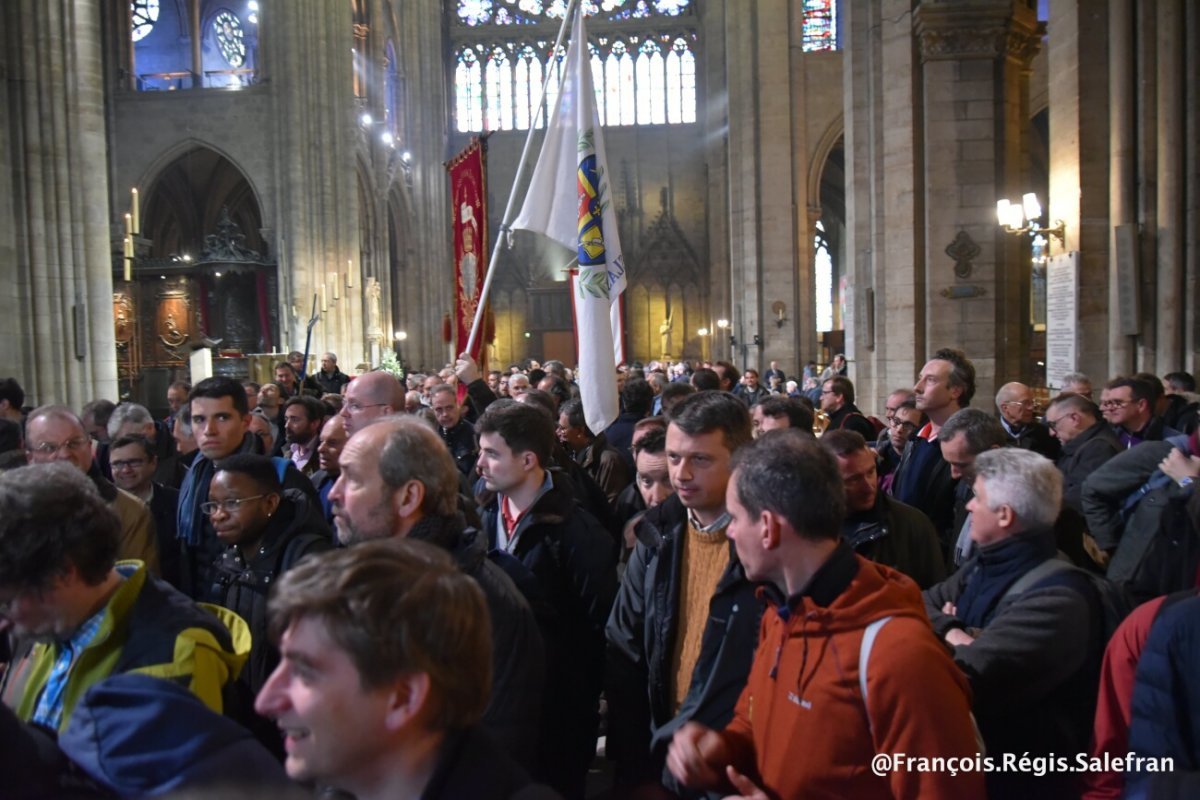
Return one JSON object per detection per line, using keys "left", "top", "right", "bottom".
{"left": 801, "top": 0, "right": 838, "bottom": 52}
{"left": 451, "top": 0, "right": 697, "bottom": 132}
{"left": 213, "top": 10, "right": 245, "bottom": 67}
{"left": 131, "top": 0, "right": 159, "bottom": 42}
{"left": 815, "top": 221, "right": 834, "bottom": 332}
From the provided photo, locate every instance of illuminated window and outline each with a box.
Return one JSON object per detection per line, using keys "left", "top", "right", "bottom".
{"left": 815, "top": 220, "right": 834, "bottom": 332}
{"left": 801, "top": 0, "right": 838, "bottom": 52}
{"left": 213, "top": 10, "right": 246, "bottom": 68}
{"left": 451, "top": 0, "right": 697, "bottom": 131}
{"left": 131, "top": 0, "right": 160, "bottom": 42}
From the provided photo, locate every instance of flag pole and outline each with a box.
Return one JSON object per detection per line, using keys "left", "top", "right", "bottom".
{"left": 465, "top": 0, "right": 579, "bottom": 355}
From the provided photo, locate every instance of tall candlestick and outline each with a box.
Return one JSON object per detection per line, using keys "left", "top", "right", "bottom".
{"left": 124, "top": 212, "right": 132, "bottom": 237}
{"left": 346, "top": 259, "right": 353, "bottom": 289}
{"left": 331, "top": 272, "right": 340, "bottom": 300}
{"left": 123, "top": 235, "right": 132, "bottom": 282}
{"left": 320, "top": 285, "right": 328, "bottom": 312}
{"left": 131, "top": 188, "right": 140, "bottom": 235}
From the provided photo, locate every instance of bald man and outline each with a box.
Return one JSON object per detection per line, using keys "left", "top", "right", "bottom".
{"left": 995, "top": 381, "right": 1059, "bottom": 460}
{"left": 338, "top": 372, "right": 404, "bottom": 436}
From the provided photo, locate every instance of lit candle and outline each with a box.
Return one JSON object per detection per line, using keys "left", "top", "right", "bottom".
{"left": 346, "top": 258, "right": 353, "bottom": 288}
{"left": 131, "top": 188, "right": 140, "bottom": 235}
{"left": 124, "top": 212, "right": 132, "bottom": 237}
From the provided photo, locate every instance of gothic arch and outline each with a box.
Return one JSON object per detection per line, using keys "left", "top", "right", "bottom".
{"left": 137, "top": 138, "right": 267, "bottom": 229}
{"left": 807, "top": 115, "right": 845, "bottom": 204}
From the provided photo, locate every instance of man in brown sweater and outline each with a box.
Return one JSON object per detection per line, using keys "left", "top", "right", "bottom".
{"left": 605, "top": 391, "right": 760, "bottom": 796}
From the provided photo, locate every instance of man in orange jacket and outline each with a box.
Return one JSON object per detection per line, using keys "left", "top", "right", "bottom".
{"left": 667, "top": 430, "right": 984, "bottom": 799}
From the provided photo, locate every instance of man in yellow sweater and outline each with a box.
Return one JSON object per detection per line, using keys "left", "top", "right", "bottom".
{"left": 606, "top": 390, "right": 759, "bottom": 797}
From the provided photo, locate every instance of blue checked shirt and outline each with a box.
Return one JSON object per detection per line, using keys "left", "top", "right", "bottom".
{"left": 30, "top": 606, "right": 107, "bottom": 729}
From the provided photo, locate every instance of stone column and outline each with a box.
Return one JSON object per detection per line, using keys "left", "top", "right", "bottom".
{"left": 0, "top": 0, "right": 118, "bottom": 406}
{"left": 1107, "top": 0, "right": 1136, "bottom": 376}
{"left": 722, "top": 0, "right": 797, "bottom": 375}
{"left": 1155, "top": 0, "right": 1185, "bottom": 369}
{"left": 914, "top": 0, "right": 1041, "bottom": 404}
{"left": 267, "top": 0, "right": 364, "bottom": 367}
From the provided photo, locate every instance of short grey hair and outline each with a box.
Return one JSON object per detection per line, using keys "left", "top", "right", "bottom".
{"left": 939, "top": 408, "right": 1007, "bottom": 455}
{"left": 107, "top": 403, "right": 154, "bottom": 439}
{"left": 974, "top": 448, "right": 1062, "bottom": 531}
{"left": 369, "top": 416, "right": 460, "bottom": 518}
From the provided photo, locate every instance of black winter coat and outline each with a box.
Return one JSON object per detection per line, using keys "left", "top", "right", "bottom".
{"left": 604, "top": 494, "right": 761, "bottom": 789}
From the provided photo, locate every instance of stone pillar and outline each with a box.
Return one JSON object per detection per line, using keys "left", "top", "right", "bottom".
{"left": 1107, "top": 0, "right": 1136, "bottom": 376}
{"left": 1045, "top": 0, "right": 1114, "bottom": 384}
{"left": 845, "top": 0, "right": 929, "bottom": 407}
{"left": 0, "top": 0, "right": 118, "bottom": 406}
{"left": 914, "top": 0, "right": 1041, "bottom": 405}
{"left": 1155, "top": 0, "right": 1185, "bottom": 369}
{"left": 267, "top": 0, "right": 364, "bottom": 367}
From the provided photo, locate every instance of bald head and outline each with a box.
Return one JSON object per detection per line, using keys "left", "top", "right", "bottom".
{"left": 339, "top": 371, "right": 404, "bottom": 435}
{"left": 995, "top": 381, "right": 1035, "bottom": 427}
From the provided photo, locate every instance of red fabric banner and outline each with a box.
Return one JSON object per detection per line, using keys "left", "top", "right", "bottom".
{"left": 448, "top": 138, "right": 488, "bottom": 375}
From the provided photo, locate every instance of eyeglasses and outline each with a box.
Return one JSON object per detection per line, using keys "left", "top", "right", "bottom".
{"left": 30, "top": 437, "right": 90, "bottom": 456}
{"left": 820, "top": 389, "right": 835, "bottom": 395}
{"left": 1044, "top": 412, "right": 1076, "bottom": 431}
{"left": 110, "top": 458, "right": 149, "bottom": 471}
{"left": 1100, "top": 399, "right": 1131, "bottom": 410}
{"left": 200, "top": 495, "right": 266, "bottom": 515}
{"left": 1001, "top": 399, "right": 1034, "bottom": 408}
{"left": 890, "top": 420, "right": 917, "bottom": 432}
{"left": 344, "top": 401, "right": 388, "bottom": 414}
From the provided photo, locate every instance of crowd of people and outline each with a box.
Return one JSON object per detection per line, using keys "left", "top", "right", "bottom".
{"left": 1, "top": 348, "right": 1199, "bottom": 799}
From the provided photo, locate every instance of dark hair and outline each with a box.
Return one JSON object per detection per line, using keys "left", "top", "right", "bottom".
{"left": 825, "top": 375, "right": 855, "bottom": 405}
{"left": 0, "top": 419, "right": 22, "bottom": 452}
{"left": 560, "top": 398, "right": 591, "bottom": 436}
{"left": 666, "top": 390, "right": 753, "bottom": 454}
{"left": 242, "top": 381, "right": 261, "bottom": 393}
{"left": 758, "top": 396, "right": 814, "bottom": 433}
{"left": 1046, "top": 392, "right": 1100, "bottom": 420}
{"left": 743, "top": 368, "right": 759, "bottom": 379}
{"left": 633, "top": 426, "right": 666, "bottom": 458}
{"left": 0, "top": 463, "right": 120, "bottom": 589}
{"left": 931, "top": 348, "right": 977, "bottom": 406}
{"left": 819, "top": 429, "right": 869, "bottom": 458}
{"left": 168, "top": 380, "right": 192, "bottom": 394}
{"left": 528, "top": 368, "right": 547, "bottom": 387}
{"left": 938, "top": 408, "right": 1007, "bottom": 454}
{"left": 81, "top": 399, "right": 116, "bottom": 428}
{"left": 274, "top": 361, "right": 296, "bottom": 375}
{"left": 1164, "top": 372, "right": 1197, "bottom": 393}
{"left": 539, "top": 374, "right": 572, "bottom": 410}
{"left": 661, "top": 382, "right": 696, "bottom": 403}
{"left": 268, "top": 539, "right": 491, "bottom": 731}
{"left": 1131, "top": 373, "right": 1165, "bottom": 407}
{"left": 190, "top": 377, "right": 249, "bottom": 415}
{"left": 731, "top": 431, "right": 845, "bottom": 541}
{"left": 690, "top": 368, "right": 720, "bottom": 391}
{"left": 213, "top": 453, "right": 284, "bottom": 494}
{"left": 517, "top": 389, "right": 558, "bottom": 421}
{"left": 284, "top": 395, "right": 326, "bottom": 422}
{"left": 0, "top": 378, "right": 26, "bottom": 410}
{"left": 1105, "top": 376, "right": 1155, "bottom": 407}
{"left": 109, "top": 434, "right": 156, "bottom": 460}
{"left": 622, "top": 379, "right": 654, "bottom": 416}
{"left": 713, "top": 361, "right": 741, "bottom": 389}
{"left": 476, "top": 401, "right": 554, "bottom": 468}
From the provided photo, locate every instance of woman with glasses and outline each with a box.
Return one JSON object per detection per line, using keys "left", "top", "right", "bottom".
{"left": 200, "top": 454, "right": 333, "bottom": 752}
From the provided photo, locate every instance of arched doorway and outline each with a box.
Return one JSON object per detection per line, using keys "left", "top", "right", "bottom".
{"left": 115, "top": 146, "right": 274, "bottom": 413}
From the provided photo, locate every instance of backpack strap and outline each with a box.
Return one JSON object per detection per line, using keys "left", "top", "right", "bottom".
{"left": 1001, "top": 558, "right": 1074, "bottom": 602}
{"left": 858, "top": 615, "right": 892, "bottom": 737}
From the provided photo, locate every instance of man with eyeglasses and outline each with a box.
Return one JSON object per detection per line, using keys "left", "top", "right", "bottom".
{"left": 338, "top": 371, "right": 403, "bottom": 436}
{"left": 25, "top": 406, "right": 158, "bottom": 574}
{"left": 1101, "top": 376, "right": 1184, "bottom": 449}
{"left": 875, "top": 388, "right": 915, "bottom": 450}
{"left": 177, "top": 377, "right": 317, "bottom": 600}
{"left": 109, "top": 434, "right": 182, "bottom": 588}
{"left": 994, "top": 381, "right": 1060, "bottom": 460}
{"left": 1044, "top": 392, "right": 1120, "bottom": 514}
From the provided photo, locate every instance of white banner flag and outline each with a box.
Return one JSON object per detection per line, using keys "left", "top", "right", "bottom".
{"left": 511, "top": 4, "right": 625, "bottom": 435}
